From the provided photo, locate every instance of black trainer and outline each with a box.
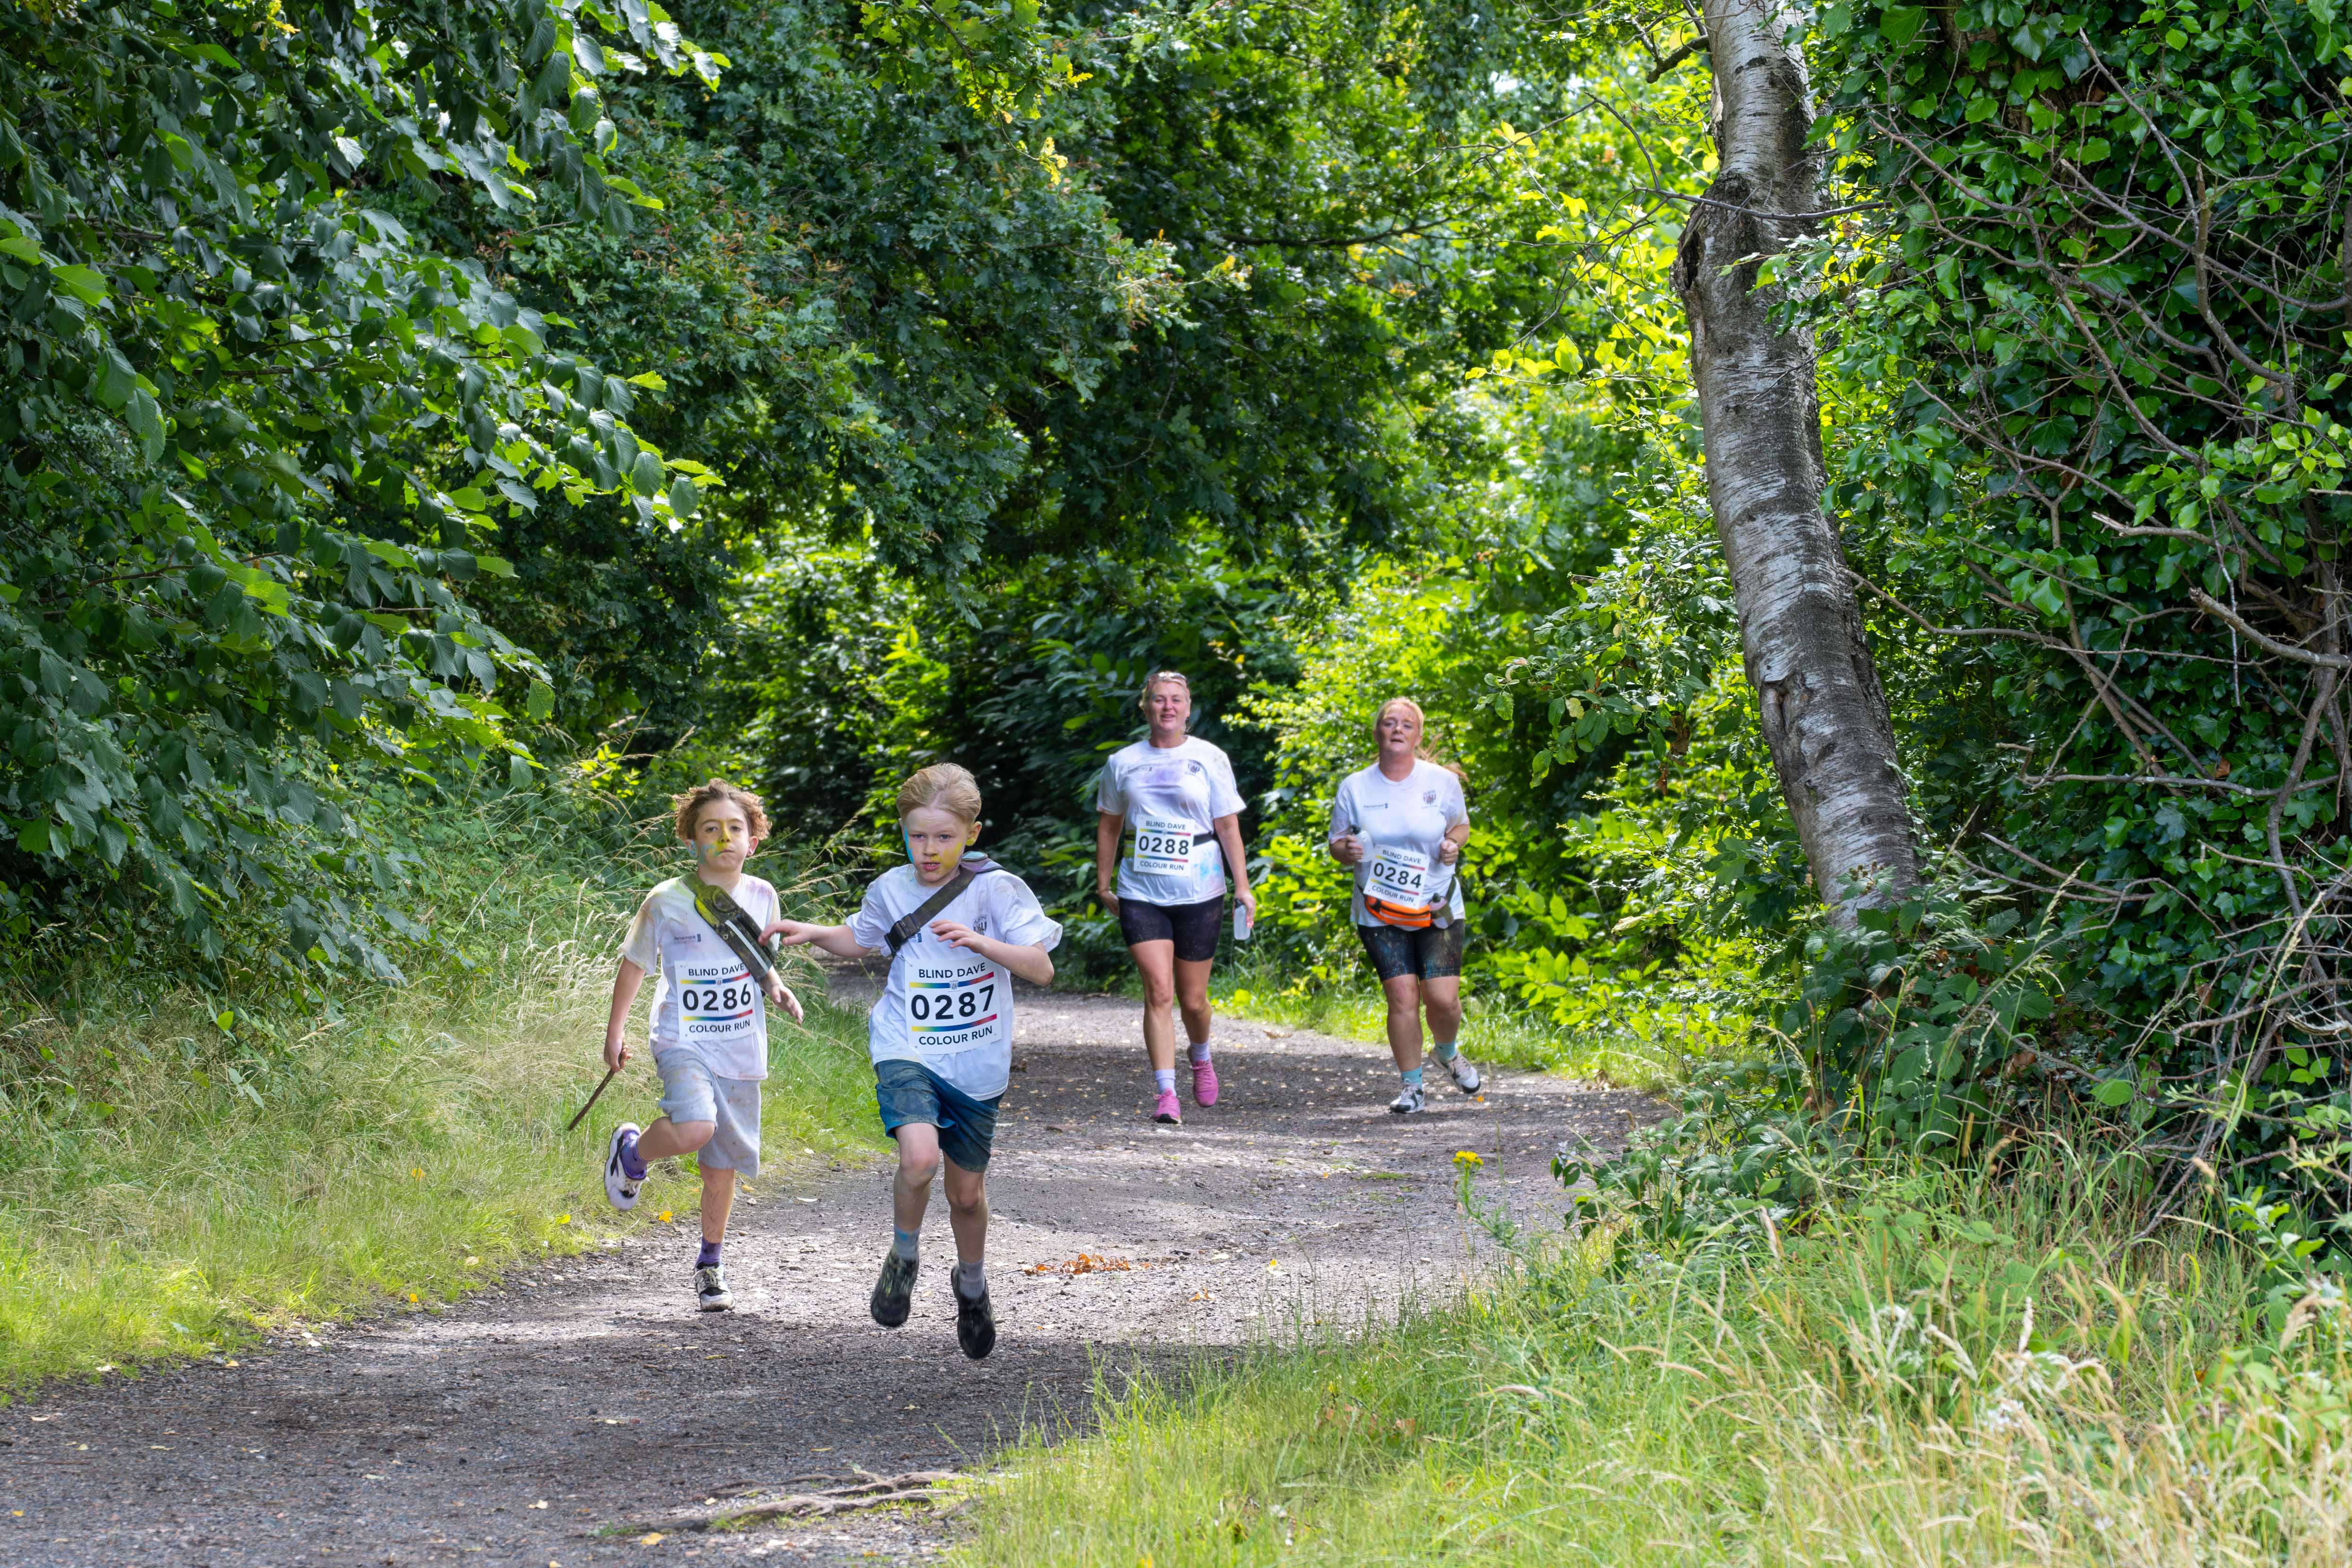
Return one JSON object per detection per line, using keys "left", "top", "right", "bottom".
{"left": 870, "top": 1251, "right": 917, "bottom": 1328}
{"left": 953, "top": 1270, "right": 996, "bottom": 1360}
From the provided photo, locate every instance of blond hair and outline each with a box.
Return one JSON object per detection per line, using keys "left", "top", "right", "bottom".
{"left": 1372, "top": 697, "right": 1430, "bottom": 753}
{"left": 672, "top": 778, "right": 770, "bottom": 842}
{"left": 895, "top": 762, "right": 983, "bottom": 824}
{"left": 1136, "top": 670, "right": 1191, "bottom": 710}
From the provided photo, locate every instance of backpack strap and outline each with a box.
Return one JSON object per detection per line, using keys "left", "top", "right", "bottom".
{"left": 690, "top": 882, "right": 778, "bottom": 980}
{"left": 884, "top": 865, "right": 995, "bottom": 957}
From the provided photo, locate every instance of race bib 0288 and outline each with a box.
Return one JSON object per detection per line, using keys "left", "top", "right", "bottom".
{"left": 1129, "top": 813, "right": 1200, "bottom": 877}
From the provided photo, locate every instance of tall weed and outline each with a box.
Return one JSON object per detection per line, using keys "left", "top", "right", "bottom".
{"left": 0, "top": 779, "right": 881, "bottom": 1389}
{"left": 962, "top": 1141, "right": 2349, "bottom": 1566}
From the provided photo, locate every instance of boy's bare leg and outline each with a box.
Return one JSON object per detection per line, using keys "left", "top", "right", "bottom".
{"left": 633, "top": 1116, "right": 715, "bottom": 1162}
{"left": 893, "top": 1123, "right": 944, "bottom": 1236}
{"left": 942, "top": 1159, "right": 988, "bottom": 1265}
{"left": 699, "top": 1167, "right": 735, "bottom": 1244}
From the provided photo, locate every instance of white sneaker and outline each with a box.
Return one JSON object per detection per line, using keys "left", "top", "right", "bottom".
{"left": 1389, "top": 1082, "right": 1426, "bottom": 1115}
{"left": 604, "top": 1122, "right": 642, "bottom": 1210}
{"left": 1443, "top": 1052, "right": 1483, "bottom": 1095}
{"left": 696, "top": 1263, "right": 732, "bottom": 1312}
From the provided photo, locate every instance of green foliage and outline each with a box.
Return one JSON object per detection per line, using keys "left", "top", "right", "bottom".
{"left": 1816, "top": 0, "right": 2352, "bottom": 1206}
{"left": 0, "top": 0, "right": 721, "bottom": 965}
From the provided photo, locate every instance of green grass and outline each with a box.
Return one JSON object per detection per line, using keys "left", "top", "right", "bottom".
{"left": 960, "top": 1142, "right": 2352, "bottom": 1566}
{"left": 0, "top": 785, "right": 884, "bottom": 1391}
{"left": 1210, "top": 950, "right": 1692, "bottom": 1091}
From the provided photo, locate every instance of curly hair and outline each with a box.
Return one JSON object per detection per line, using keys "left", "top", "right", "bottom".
{"left": 671, "top": 778, "right": 771, "bottom": 843}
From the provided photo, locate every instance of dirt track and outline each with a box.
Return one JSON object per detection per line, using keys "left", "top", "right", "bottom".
{"left": 0, "top": 989, "right": 1655, "bottom": 1566}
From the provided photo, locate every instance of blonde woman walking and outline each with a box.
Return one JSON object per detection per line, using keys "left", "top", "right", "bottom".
{"left": 1327, "top": 698, "right": 1481, "bottom": 1114}
{"left": 1094, "top": 671, "right": 1256, "bottom": 1125}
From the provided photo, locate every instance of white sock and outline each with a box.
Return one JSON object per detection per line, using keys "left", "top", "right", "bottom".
{"left": 1154, "top": 1067, "right": 1177, "bottom": 1094}
{"left": 1187, "top": 1040, "right": 1212, "bottom": 1064}
{"left": 892, "top": 1227, "right": 919, "bottom": 1261}
{"left": 954, "top": 1261, "right": 986, "bottom": 1297}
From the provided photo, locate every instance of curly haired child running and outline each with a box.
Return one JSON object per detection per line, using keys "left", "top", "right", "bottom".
{"left": 769, "top": 763, "right": 1059, "bottom": 1359}
{"left": 600, "top": 780, "right": 804, "bottom": 1312}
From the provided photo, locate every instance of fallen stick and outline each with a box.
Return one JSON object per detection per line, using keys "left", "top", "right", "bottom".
{"left": 617, "top": 1471, "right": 957, "bottom": 1532}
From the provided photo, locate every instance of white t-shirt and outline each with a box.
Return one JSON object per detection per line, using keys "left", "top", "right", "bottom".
{"left": 619, "top": 875, "right": 784, "bottom": 1080}
{"left": 1329, "top": 760, "right": 1468, "bottom": 926}
{"left": 847, "top": 856, "right": 1063, "bottom": 1100}
{"left": 1093, "top": 736, "right": 1244, "bottom": 906}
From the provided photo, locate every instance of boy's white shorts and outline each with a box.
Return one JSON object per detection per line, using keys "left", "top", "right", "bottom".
{"left": 653, "top": 1050, "right": 762, "bottom": 1178}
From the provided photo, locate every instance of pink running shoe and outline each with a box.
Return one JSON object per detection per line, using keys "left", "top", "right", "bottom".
{"left": 1191, "top": 1057, "right": 1219, "bottom": 1107}
{"left": 1153, "top": 1089, "right": 1183, "bottom": 1125}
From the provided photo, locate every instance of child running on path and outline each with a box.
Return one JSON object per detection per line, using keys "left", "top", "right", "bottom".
{"left": 770, "top": 764, "right": 1058, "bottom": 1359}
{"left": 601, "top": 780, "right": 804, "bottom": 1312}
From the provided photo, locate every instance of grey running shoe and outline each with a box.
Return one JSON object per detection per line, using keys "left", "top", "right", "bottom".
{"left": 696, "top": 1263, "right": 732, "bottom": 1312}
{"left": 1445, "top": 1053, "right": 1483, "bottom": 1095}
{"left": 870, "top": 1251, "right": 917, "bottom": 1328}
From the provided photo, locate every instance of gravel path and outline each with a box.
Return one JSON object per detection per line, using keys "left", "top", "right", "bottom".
{"left": 0, "top": 989, "right": 1655, "bottom": 1567}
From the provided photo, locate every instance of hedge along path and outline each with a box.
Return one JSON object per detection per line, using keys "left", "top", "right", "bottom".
{"left": 0, "top": 989, "right": 1654, "bottom": 1566}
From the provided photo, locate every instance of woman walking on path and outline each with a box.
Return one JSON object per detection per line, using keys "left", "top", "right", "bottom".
{"left": 1094, "top": 671, "right": 1256, "bottom": 1125}
{"left": 1328, "top": 698, "right": 1483, "bottom": 1115}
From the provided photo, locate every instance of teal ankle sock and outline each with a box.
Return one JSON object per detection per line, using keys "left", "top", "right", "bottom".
{"left": 1432, "top": 1038, "right": 1459, "bottom": 1062}
{"left": 1400, "top": 1066, "right": 1425, "bottom": 1088}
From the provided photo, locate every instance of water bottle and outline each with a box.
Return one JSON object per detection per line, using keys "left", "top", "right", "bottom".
{"left": 1233, "top": 903, "right": 1253, "bottom": 941}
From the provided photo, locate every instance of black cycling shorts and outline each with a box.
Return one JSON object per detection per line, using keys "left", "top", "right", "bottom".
{"left": 1117, "top": 895, "right": 1225, "bottom": 962}
{"left": 1355, "top": 919, "right": 1465, "bottom": 982}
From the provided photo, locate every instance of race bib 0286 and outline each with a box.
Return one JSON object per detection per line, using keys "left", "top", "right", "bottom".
{"left": 675, "top": 958, "right": 761, "bottom": 1048}
{"left": 1129, "top": 813, "right": 1200, "bottom": 877}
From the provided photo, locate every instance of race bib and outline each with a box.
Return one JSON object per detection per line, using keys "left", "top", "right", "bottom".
{"left": 903, "top": 952, "right": 1010, "bottom": 1056}
{"left": 1129, "top": 813, "right": 1200, "bottom": 877}
{"left": 1365, "top": 844, "right": 1432, "bottom": 907}
{"left": 673, "top": 957, "right": 762, "bottom": 1050}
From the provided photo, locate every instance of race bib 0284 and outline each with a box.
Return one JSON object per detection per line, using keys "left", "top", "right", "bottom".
{"left": 1365, "top": 844, "right": 1432, "bottom": 907}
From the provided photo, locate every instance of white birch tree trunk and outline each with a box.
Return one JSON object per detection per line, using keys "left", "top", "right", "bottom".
{"left": 1671, "top": 0, "right": 1919, "bottom": 908}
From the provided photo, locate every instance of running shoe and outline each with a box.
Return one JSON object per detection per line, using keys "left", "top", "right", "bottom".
{"left": 954, "top": 1272, "right": 997, "bottom": 1360}
{"left": 604, "top": 1121, "right": 642, "bottom": 1210}
{"left": 1153, "top": 1089, "right": 1183, "bottom": 1125}
{"left": 696, "top": 1262, "right": 733, "bottom": 1312}
{"left": 1444, "top": 1052, "right": 1483, "bottom": 1095}
{"left": 1191, "top": 1057, "right": 1220, "bottom": 1107}
{"left": 870, "top": 1250, "right": 918, "bottom": 1328}
{"left": 1389, "top": 1082, "right": 1427, "bottom": 1116}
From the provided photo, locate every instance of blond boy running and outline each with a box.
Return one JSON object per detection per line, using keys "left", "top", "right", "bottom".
{"left": 601, "top": 780, "right": 804, "bottom": 1312}
{"left": 771, "top": 764, "right": 1058, "bottom": 1359}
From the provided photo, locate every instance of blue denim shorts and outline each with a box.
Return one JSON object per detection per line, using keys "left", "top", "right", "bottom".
{"left": 873, "top": 1058, "right": 1002, "bottom": 1172}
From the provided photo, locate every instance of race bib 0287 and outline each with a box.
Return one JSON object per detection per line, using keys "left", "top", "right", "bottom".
{"left": 904, "top": 954, "right": 1010, "bottom": 1055}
